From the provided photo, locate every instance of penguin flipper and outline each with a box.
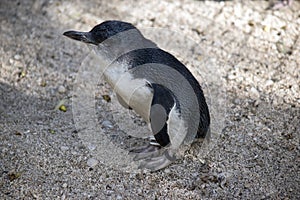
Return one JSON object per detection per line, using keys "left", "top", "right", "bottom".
{"left": 134, "top": 84, "right": 183, "bottom": 171}
{"left": 149, "top": 83, "right": 177, "bottom": 147}
{"left": 140, "top": 107, "right": 188, "bottom": 171}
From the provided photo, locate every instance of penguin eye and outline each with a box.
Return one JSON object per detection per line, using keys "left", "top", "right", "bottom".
{"left": 145, "top": 82, "right": 152, "bottom": 88}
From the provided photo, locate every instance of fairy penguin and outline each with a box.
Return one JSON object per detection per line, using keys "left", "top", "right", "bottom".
{"left": 63, "top": 20, "right": 210, "bottom": 171}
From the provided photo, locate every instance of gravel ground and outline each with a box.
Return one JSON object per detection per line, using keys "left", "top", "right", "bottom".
{"left": 1, "top": 0, "right": 299, "bottom": 199}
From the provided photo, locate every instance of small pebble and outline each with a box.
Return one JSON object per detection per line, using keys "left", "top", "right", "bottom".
{"left": 228, "top": 74, "right": 236, "bottom": 80}
{"left": 263, "top": 25, "right": 270, "bottom": 32}
{"left": 58, "top": 85, "right": 66, "bottom": 93}
{"left": 102, "top": 94, "right": 111, "bottom": 102}
{"left": 87, "top": 144, "right": 96, "bottom": 151}
{"left": 14, "top": 54, "right": 21, "bottom": 60}
{"left": 265, "top": 80, "right": 274, "bottom": 87}
{"left": 40, "top": 80, "right": 47, "bottom": 87}
{"left": 116, "top": 195, "right": 122, "bottom": 200}
{"left": 59, "top": 105, "right": 67, "bottom": 112}
{"left": 249, "top": 87, "right": 260, "bottom": 99}
{"left": 233, "top": 98, "right": 241, "bottom": 104}
{"left": 87, "top": 158, "right": 99, "bottom": 168}
{"left": 102, "top": 120, "right": 113, "bottom": 128}
{"left": 19, "top": 71, "right": 26, "bottom": 78}
{"left": 61, "top": 146, "right": 69, "bottom": 151}
{"left": 253, "top": 100, "right": 260, "bottom": 107}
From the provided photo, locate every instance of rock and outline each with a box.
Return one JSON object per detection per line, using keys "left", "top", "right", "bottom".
{"left": 87, "top": 144, "right": 96, "bottom": 151}
{"left": 233, "top": 98, "right": 241, "bottom": 104}
{"left": 14, "top": 54, "right": 21, "bottom": 60}
{"left": 249, "top": 87, "right": 260, "bottom": 99}
{"left": 228, "top": 74, "right": 237, "bottom": 80}
{"left": 58, "top": 85, "right": 66, "bottom": 93}
{"left": 61, "top": 146, "right": 69, "bottom": 151}
{"left": 87, "top": 158, "right": 99, "bottom": 168}
{"left": 116, "top": 195, "right": 122, "bottom": 200}
{"left": 265, "top": 80, "right": 274, "bottom": 87}
{"left": 102, "top": 120, "right": 113, "bottom": 129}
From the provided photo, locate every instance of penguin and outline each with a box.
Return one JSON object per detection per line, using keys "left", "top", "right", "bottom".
{"left": 63, "top": 20, "right": 210, "bottom": 171}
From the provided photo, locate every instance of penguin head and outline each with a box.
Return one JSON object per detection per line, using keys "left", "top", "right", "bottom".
{"left": 63, "top": 20, "right": 137, "bottom": 45}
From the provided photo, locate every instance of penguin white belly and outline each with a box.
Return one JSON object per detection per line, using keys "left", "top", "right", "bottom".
{"left": 103, "top": 66, "right": 153, "bottom": 122}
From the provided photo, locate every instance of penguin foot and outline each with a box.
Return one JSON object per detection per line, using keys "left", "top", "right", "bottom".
{"left": 129, "top": 144, "right": 161, "bottom": 161}
{"left": 129, "top": 144, "right": 160, "bottom": 154}
{"left": 132, "top": 148, "right": 161, "bottom": 161}
{"left": 138, "top": 149, "right": 177, "bottom": 171}
{"left": 139, "top": 154, "right": 173, "bottom": 171}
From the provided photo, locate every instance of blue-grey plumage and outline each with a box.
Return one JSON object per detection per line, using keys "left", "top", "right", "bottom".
{"left": 63, "top": 20, "right": 210, "bottom": 171}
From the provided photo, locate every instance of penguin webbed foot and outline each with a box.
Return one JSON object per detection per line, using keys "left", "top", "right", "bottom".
{"left": 129, "top": 145, "right": 177, "bottom": 171}
{"left": 138, "top": 149, "right": 177, "bottom": 171}
{"left": 129, "top": 143, "right": 160, "bottom": 154}
{"left": 129, "top": 144, "right": 161, "bottom": 161}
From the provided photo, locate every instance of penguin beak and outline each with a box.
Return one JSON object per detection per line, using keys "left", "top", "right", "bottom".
{"left": 63, "top": 31, "right": 97, "bottom": 45}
